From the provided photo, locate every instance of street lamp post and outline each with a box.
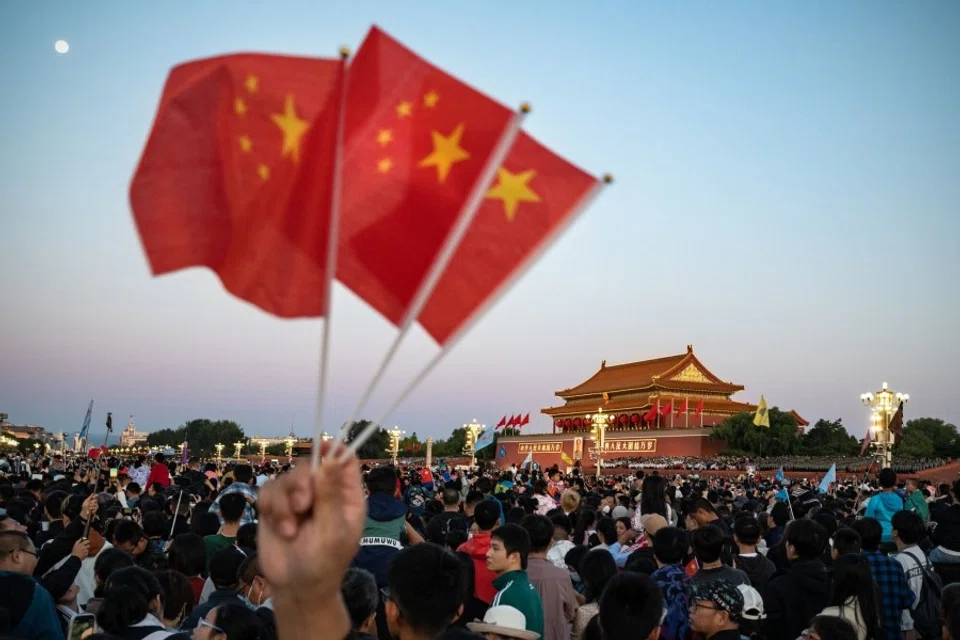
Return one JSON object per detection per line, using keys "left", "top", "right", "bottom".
{"left": 214, "top": 443, "right": 224, "bottom": 463}
{"left": 462, "top": 419, "right": 485, "bottom": 468}
{"left": 386, "top": 427, "right": 404, "bottom": 466}
{"left": 284, "top": 436, "right": 296, "bottom": 463}
{"left": 258, "top": 440, "right": 267, "bottom": 463}
{"left": 587, "top": 408, "right": 614, "bottom": 479}
{"left": 233, "top": 441, "right": 244, "bottom": 460}
{"left": 861, "top": 382, "right": 910, "bottom": 469}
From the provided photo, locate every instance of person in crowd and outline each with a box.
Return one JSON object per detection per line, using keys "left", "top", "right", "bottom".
{"left": 167, "top": 533, "right": 207, "bottom": 605}
{"left": 805, "top": 615, "right": 859, "bottom": 640}
{"left": 113, "top": 519, "right": 166, "bottom": 572}
{"left": 819, "top": 553, "right": 883, "bottom": 640}
{"left": 689, "top": 580, "right": 744, "bottom": 640}
{"left": 732, "top": 516, "right": 776, "bottom": 592}
{"left": 763, "top": 519, "right": 831, "bottom": 640}
{"left": 180, "top": 546, "right": 249, "bottom": 631}
{"left": 832, "top": 528, "right": 863, "bottom": 561}
{"left": 572, "top": 548, "right": 616, "bottom": 640}
{"left": 460, "top": 499, "right": 502, "bottom": 605}
{"left": 650, "top": 526, "right": 692, "bottom": 640}
{"left": 929, "top": 479, "right": 960, "bottom": 565}
{"left": 209, "top": 464, "right": 257, "bottom": 526}
{"left": 83, "top": 547, "right": 135, "bottom": 615}
{"left": 852, "top": 517, "right": 915, "bottom": 640}
{"left": 892, "top": 510, "right": 934, "bottom": 640}
{"left": 384, "top": 543, "right": 466, "bottom": 640}
{"left": 0, "top": 530, "right": 63, "bottom": 640}
{"left": 146, "top": 452, "right": 172, "bottom": 489}
{"left": 736, "top": 584, "right": 765, "bottom": 640}
{"left": 192, "top": 603, "right": 261, "bottom": 640}
{"left": 96, "top": 565, "right": 188, "bottom": 639}
{"left": 905, "top": 479, "right": 930, "bottom": 524}
{"left": 341, "top": 568, "right": 379, "bottom": 640}
{"left": 487, "top": 523, "right": 544, "bottom": 637}
{"left": 597, "top": 572, "right": 664, "bottom": 640}
{"left": 427, "top": 488, "right": 470, "bottom": 545}
{"left": 154, "top": 569, "right": 194, "bottom": 630}
{"left": 546, "top": 514, "right": 575, "bottom": 570}
{"left": 691, "top": 524, "right": 750, "bottom": 588}
{"left": 354, "top": 466, "right": 412, "bottom": 588}
{"left": 520, "top": 514, "right": 578, "bottom": 640}
{"left": 203, "top": 493, "right": 245, "bottom": 571}
{"left": 865, "top": 468, "right": 905, "bottom": 552}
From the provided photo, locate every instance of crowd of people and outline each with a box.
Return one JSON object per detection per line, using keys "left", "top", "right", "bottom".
{"left": 3, "top": 447, "right": 960, "bottom": 640}
{"left": 596, "top": 456, "right": 947, "bottom": 474}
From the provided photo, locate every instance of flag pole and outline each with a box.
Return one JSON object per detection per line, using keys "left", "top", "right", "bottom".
{"left": 337, "top": 105, "right": 530, "bottom": 455}
{"left": 311, "top": 46, "right": 351, "bottom": 469}
{"left": 685, "top": 395, "right": 689, "bottom": 429}
{"left": 670, "top": 399, "right": 674, "bottom": 429}
{"left": 346, "top": 174, "right": 613, "bottom": 455}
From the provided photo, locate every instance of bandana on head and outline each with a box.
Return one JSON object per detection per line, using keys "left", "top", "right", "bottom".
{"left": 692, "top": 580, "right": 744, "bottom": 620}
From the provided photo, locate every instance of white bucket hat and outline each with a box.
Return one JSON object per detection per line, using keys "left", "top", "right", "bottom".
{"left": 467, "top": 606, "right": 540, "bottom": 640}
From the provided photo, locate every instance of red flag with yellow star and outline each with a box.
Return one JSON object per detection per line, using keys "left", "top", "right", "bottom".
{"left": 418, "top": 132, "right": 601, "bottom": 344}
{"left": 336, "top": 26, "right": 517, "bottom": 328}
{"left": 130, "top": 53, "right": 344, "bottom": 317}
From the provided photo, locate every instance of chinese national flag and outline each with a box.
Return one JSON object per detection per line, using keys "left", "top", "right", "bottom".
{"left": 337, "top": 26, "right": 516, "bottom": 329}
{"left": 496, "top": 416, "right": 507, "bottom": 429}
{"left": 660, "top": 400, "right": 673, "bottom": 416}
{"left": 520, "top": 413, "right": 530, "bottom": 427}
{"left": 676, "top": 398, "right": 688, "bottom": 416}
{"left": 694, "top": 399, "right": 704, "bottom": 416}
{"left": 419, "top": 132, "right": 601, "bottom": 344}
{"left": 643, "top": 407, "right": 657, "bottom": 424}
{"left": 130, "top": 54, "right": 344, "bottom": 317}
{"left": 507, "top": 414, "right": 518, "bottom": 427}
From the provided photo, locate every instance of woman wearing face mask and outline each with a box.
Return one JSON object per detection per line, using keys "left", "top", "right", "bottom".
{"left": 191, "top": 604, "right": 261, "bottom": 640}
{"left": 156, "top": 570, "right": 196, "bottom": 629}
{"left": 236, "top": 552, "right": 276, "bottom": 639}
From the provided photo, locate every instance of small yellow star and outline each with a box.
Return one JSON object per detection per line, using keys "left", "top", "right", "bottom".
{"left": 239, "top": 135, "right": 252, "bottom": 153}
{"left": 234, "top": 98, "right": 247, "bottom": 116}
{"left": 423, "top": 91, "right": 439, "bottom": 108}
{"left": 245, "top": 75, "right": 258, "bottom": 93}
{"left": 258, "top": 164, "right": 270, "bottom": 181}
{"left": 485, "top": 168, "right": 541, "bottom": 221}
{"left": 396, "top": 101, "right": 413, "bottom": 118}
{"left": 377, "top": 129, "right": 392, "bottom": 147}
{"left": 378, "top": 158, "right": 393, "bottom": 173}
{"left": 270, "top": 94, "right": 310, "bottom": 163}
{"left": 418, "top": 123, "right": 470, "bottom": 183}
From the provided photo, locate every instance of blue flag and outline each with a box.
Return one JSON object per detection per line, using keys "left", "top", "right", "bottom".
{"left": 474, "top": 427, "right": 495, "bottom": 453}
{"left": 775, "top": 488, "right": 789, "bottom": 502}
{"left": 818, "top": 464, "right": 836, "bottom": 494}
{"left": 775, "top": 466, "right": 784, "bottom": 483}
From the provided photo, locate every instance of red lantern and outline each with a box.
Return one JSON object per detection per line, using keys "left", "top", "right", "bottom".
{"left": 573, "top": 418, "right": 582, "bottom": 428}
{"left": 631, "top": 413, "right": 641, "bottom": 424}
{"left": 555, "top": 419, "right": 563, "bottom": 429}
{"left": 618, "top": 414, "right": 628, "bottom": 425}
{"left": 564, "top": 418, "right": 573, "bottom": 429}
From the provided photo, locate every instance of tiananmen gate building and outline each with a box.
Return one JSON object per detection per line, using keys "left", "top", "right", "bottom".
{"left": 495, "top": 345, "right": 808, "bottom": 469}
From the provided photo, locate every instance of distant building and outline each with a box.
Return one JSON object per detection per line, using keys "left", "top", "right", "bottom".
{"left": 119, "top": 416, "right": 149, "bottom": 448}
{"left": 0, "top": 419, "right": 50, "bottom": 441}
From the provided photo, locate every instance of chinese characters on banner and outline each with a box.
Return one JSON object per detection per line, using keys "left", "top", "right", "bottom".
{"left": 601, "top": 439, "right": 657, "bottom": 453}
{"left": 518, "top": 442, "right": 563, "bottom": 454}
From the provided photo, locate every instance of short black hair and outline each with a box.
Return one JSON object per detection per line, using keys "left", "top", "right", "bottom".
{"left": 878, "top": 468, "right": 896, "bottom": 489}
{"left": 442, "top": 488, "right": 460, "bottom": 507}
{"left": 474, "top": 500, "right": 500, "bottom": 531}
{"left": 218, "top": 492, "right": 247, "bottom": 524}
{"left": 491, "top": 524, "right": 531, "bottom": 570}
{"left": 366, "top": 467, "right": 397, "bottom": 496}
{"left": 851, "top": 518, "right": 882, "bottom": 552}
{"left": 652, "top": 526, "right": 688, "bottom": 566}
{"left": 733, "top": 516, "right": 761, "bottom": 545}
{"left": 113, "top": 520, "right": 144, "bottom": 547}
{"left": 892, "top": 510, "right": 924, "bottom": 545}
{"left": 832, "top": 527, "right": 862, "bottom": 556}
{"left": 691, "top": 524, "right": 725, "bottom": 564}
{"left": 387, "top": 543, "right": 464, "bottom": 636}
{"left": 520, "top": 514, "right": 554, "bottom": 553}
{"left": 596, "top": 517, "right": 617, "bottom": 545}
{"left": 342, "top": 567, "right": 378, "bottom": 630}
{"left": 785, "top": 519, "right": 828, "bottom": 559}
{"left": 599, "top": 572, "right": 664, "bottom": 640}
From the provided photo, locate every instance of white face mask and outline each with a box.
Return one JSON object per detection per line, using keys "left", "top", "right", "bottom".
{"left": 570, "top": 571, "right": 581, "bottom": 582}
{"left": 601, "top": 505, "right": 611, "bottom": 514}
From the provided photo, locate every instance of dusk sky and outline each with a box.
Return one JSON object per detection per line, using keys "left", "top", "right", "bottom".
{"left": 1, "top": 2, "right": 958, "bottom": 443}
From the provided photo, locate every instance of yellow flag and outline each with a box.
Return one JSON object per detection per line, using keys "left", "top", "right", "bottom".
{"left": 753, "top": 395, "right": 770, "bottom": 428}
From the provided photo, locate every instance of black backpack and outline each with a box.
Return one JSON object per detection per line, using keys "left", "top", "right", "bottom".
{"left": 903, "top": 550, "right": 943, "bottom": 640}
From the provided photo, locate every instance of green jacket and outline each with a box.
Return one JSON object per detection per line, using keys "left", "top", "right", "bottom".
{"left": 492, "top": 570, "right": 544, "bottom": 638}
{"left": 906, "top": 490, "right": 930, "bottom": 523}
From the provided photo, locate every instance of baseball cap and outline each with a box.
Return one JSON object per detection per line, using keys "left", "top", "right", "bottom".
{"left": 692, "top": 580, "right": 744, "bottom": 620}
{"left": 737, "top": 584, "right": 765, "bottom": 621}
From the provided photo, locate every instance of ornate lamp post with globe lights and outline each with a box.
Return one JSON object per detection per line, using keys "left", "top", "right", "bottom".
{"left": 587, "top": 408, "right": 614, "bottom": 479}
{"left": 233, "top": 441, "right": 244, "bottom": 460}
{"left": 861, "top": 382, "right": 909, "bottom": 469}
{"left": 284, "top": 436, "right": 296, "bottom": 463}
{"left": 462, "top": 419, "right": 485, "bottom": 468}
{"left": 386, "top": 427, "right": 405, "bottom": 466}
{"left": 215, "top": 443, "right": 225, "bottom": 463}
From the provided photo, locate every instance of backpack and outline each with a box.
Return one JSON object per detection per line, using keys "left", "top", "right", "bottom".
{"left": 903, "top": 550, "right": 943, "bottom": 640}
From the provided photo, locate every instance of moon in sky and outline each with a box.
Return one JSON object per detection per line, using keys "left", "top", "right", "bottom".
{"left": 54, "top": 40, "right": 69, "bottom": 54}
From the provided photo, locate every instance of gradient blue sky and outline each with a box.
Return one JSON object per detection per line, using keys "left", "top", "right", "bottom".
{"left": 2, "top": 2, "right": 958, "bottom": 442}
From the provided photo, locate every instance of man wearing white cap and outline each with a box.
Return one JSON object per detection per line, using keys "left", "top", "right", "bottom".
{"left": 468, "top": 605, "right": 541, "bottom": 640}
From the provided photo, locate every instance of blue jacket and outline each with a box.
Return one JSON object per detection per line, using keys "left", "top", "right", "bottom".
{"left": 866, "top": 491, "right": 905, "bottom": 543}
{"left": 354, "top": 493, "right": 407, "bottom": 587}
{"left": 0, "top": 570, "right": 64, "bottom": 640}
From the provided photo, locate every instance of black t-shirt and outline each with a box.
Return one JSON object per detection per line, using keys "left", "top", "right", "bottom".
{"left": 426, "top": 511, "right": 470, "bottom": 545}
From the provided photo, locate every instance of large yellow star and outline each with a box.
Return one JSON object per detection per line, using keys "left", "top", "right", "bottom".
{"left": 270, "top": 94, "right": 309, "bottom": 163}
{"left": 418, "top": 123, "right": 470, "bottom": 183}
{"left": 485, "top": 168, "right": 541, "bottom": 221}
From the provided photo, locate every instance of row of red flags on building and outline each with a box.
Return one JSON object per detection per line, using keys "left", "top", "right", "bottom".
{"left": 130, "top": 25, "right": 604, "bottom": 348}
{"left": 642, "top": 398, "right": 706, "bottom": 423}
{"left": 496, "top": 414, "right": 530, "bottom": 430}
